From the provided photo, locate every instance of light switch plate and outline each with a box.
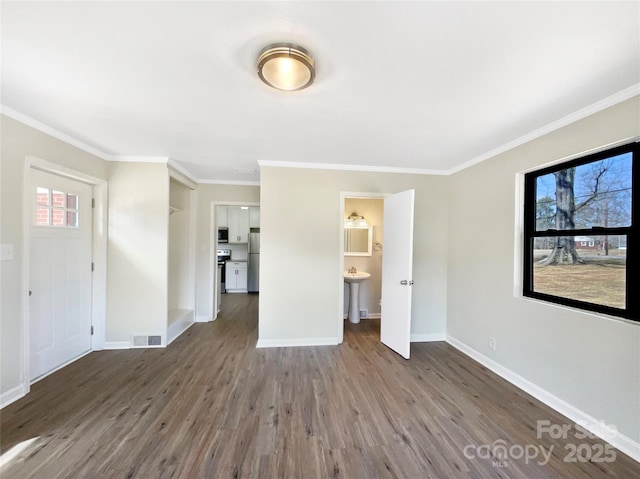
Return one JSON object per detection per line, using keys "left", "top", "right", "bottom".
{"left": 0, "top": 244, "right": 14, "bottom": 261}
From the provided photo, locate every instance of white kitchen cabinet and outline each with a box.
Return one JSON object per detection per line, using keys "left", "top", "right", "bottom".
{"left": 228, "top": 206, "right": 250, "bottom": 243}
{"left": 217, "top": 206, "right": 228, "bottom": 227}
{"left": 225, "top": 261, "right": 247, "bottom": 292}
{"left": 249, "top": 206, "right": 260, "bottom": 228}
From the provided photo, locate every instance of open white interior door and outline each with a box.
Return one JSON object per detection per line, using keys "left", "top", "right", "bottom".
{"left": 380, "top": 189, "right": 415, "bottom": 359}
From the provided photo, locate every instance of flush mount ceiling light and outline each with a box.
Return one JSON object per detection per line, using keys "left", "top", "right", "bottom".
{"left": 257, "top": 43, "right": 315, "bottom": 91}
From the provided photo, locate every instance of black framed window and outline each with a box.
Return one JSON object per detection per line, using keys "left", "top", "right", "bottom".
{"left": 523, "top": 141, "right": 638, "bottom": 322}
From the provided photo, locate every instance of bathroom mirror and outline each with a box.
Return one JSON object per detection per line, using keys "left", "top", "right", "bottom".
{"left": 344, "top": 226, "right": 373, "bottom": 256}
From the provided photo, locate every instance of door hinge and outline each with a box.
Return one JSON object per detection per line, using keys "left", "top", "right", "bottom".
{"left": 91, "top": 262, "right": 95, "bottom": 272}
{"left": 92, "top": 198, "right": 95, "bottom": 208}
{"left": 91, "top": 325, "right": 94, "bottom": 335}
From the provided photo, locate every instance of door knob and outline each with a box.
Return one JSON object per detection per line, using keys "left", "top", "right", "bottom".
{"left": 29, "top": 290, "right": 32, "bottom": 296}
{"left": 400, "top": 280, "right": 408, "bottom": 285}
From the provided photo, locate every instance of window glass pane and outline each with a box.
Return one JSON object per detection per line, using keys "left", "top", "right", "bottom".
{"left": 66, "top": 194, "right": 78, "bottom": 210}
{"left": 52, "top": 190, "right": 66, "bottom": 208}
{"left": 36, "top": 187, "right": 49, "bottom": 205}
{"left": 36, "top": 206, "right": 50, "bottom": 225}
{"left": 51, "top": 208, "right": 65, "bottom": 226}
{"left": 66, "top": 211, "right": 78, "bottom": 227}
{"left": 535, "top": 173, "right": 557, "bottom": 231}
{"left": 535, "top": 152, "right": 632, "bottom": 231}
{"left": 532, "top": 235, "right": 626, "bottom": 309}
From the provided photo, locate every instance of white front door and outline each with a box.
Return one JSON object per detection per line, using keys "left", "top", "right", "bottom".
{"left": 380, "top": 189, "right": 415, "bottom": 359}
{"left": 30, "top": 169, "right": 93, "bottom": 381}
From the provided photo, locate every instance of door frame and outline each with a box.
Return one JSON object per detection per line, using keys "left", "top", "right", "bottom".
{"left": 22, "top": 157, "right": 107, "bottom": 391}
{"left": 208, "top": 200, "right": 260, "bottom": 321}
{"left": 338, "top": 192, "right": 387, "bottom": 344}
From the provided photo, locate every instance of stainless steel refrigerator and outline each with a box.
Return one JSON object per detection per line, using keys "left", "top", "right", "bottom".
{"left": 248, "top": 232, "right": 260, "bottom": 292}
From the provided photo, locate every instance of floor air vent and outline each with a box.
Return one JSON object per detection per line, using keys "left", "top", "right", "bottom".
{"left": 132, "top": 335, "right": 163, "bottom": 348}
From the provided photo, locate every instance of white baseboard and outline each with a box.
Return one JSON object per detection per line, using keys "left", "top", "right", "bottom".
{"left": 105, "top": 340, "right": 168, "bottom": 349}
{"left": 411, "top": 333, "right": 446, "bottom": 342}
{"left": 196, "top": 315, "right": 212, "bottom": 323}
{"left": 30, "top": 350, "right": 93, "bottom": 385}
{"left": 103, "top": 341, "right": 131, "bottom": 350}
{"left": 256, "top": 337, "right": 340, "bottom": 348}
{"left": 446, "top": 334, "right": 640, "bottom": 463}
{"left": 167, "top": 317, "right": 195, "bottom": 345}
{"left": 343, "top": 313, "right": 381, "bottom": 320}
{"left": 167, "top": 309, "right": 194, "bottom": 345}
{"left": 0, "top": 384, "right": 27, "bottom": 409}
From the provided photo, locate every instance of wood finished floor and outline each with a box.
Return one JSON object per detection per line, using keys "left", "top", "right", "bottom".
{"left": 1, "top": 293, "right": 638, "bottom": 478}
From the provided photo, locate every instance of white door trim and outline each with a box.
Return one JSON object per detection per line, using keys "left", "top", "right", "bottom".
{"left": 338, "top": 192, "right": 388, "bottom": 344}
{"left": 22, "top": 157, "right": 107, "bottom": 393}
{"left": 208, "top": 200, "right": 260, "bottom": 321}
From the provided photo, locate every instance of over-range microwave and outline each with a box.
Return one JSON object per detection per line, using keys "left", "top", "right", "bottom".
{"left": 218, "top": 227, "right": 229, "bottom": 243}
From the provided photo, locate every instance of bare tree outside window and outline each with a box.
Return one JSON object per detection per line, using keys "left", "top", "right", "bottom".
{"left": 535, "top": 154, "right": 631, "bottom": 265}
{"left": 524, "top": 142, "right": 637, "bottom": 321}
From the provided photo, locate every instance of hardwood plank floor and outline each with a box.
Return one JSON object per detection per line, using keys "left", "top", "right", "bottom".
{"left": 2, "top": 293, "right": 638, "bottom": 478}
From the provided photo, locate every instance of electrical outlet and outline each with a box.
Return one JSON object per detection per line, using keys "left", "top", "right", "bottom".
{"left": 488, "top": 336, "right": 496, "bottom": 351}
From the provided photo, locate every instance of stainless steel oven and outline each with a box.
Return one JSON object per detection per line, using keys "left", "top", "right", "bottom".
{"left": 217, "top": 249, "right": 231, "bottom": 293}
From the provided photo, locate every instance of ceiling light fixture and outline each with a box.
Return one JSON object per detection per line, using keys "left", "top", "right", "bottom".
{"left": 257, "top": 43, "right": 315, "bottom": 91}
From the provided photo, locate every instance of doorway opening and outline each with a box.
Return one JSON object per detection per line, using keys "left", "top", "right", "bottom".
{"left": 211, "top": 202, "right": 260, "bottom": 319}
{"left": 339, "top": 190, "right": 415, "bottom": 359}
{"left": 342, "top": 196, "right": 384, "bottom": 342}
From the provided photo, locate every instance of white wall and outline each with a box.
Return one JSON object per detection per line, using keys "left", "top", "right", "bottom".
{"left": 169, "top": 179, "right": 191, "bottom": 313}
{"left": 106, "top": 162, "right": 169, "bottom": 344}
{"left": 194, "top": 184, "right": 260, "bottom": 320}
{"left": 447, "top": 97, "right": 640, "bottom": 447}
{"left": 259, "top": 168, "right": 449, "bottom": 345}
{"left": 0, "top": 115, "right": 108, "bottom": 403}
{"left": 344, "top": 198, "right": 383, "bottom": 317}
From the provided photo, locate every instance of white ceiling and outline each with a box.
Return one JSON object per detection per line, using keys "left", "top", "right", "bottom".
{"left": 2, "top": 1, "right": 639, "bottom": 183}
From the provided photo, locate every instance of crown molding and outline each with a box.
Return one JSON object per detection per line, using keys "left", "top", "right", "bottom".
{"left": 447, "top": 83, "right": 640, "bottom": 175}
{"left": 1, "top": 105, "right": 112, "bottom": 161}
{"left": 5, "top": 83, "right": 638, "bottom": 182}
{"left": 0, "top": 105, "right": 204, "bottom": 180}
{"left": 109, "top": 155, "right": 169, "bottom": 163}
{"left": 258, "top": 84, "right": 640, "bottom": 177}
{"left": 197, "top": 179, "right": 260, "bottom": 186}
{"left": 256, "top": 160, "right": 446, "bottom": 176}
{"left": 167, "top": 158, "right": 198, "bottom": 184}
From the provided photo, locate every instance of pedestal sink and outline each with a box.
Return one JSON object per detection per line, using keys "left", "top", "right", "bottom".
{"left": 344, "top": 271, "right": 371, "bottom": 324}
